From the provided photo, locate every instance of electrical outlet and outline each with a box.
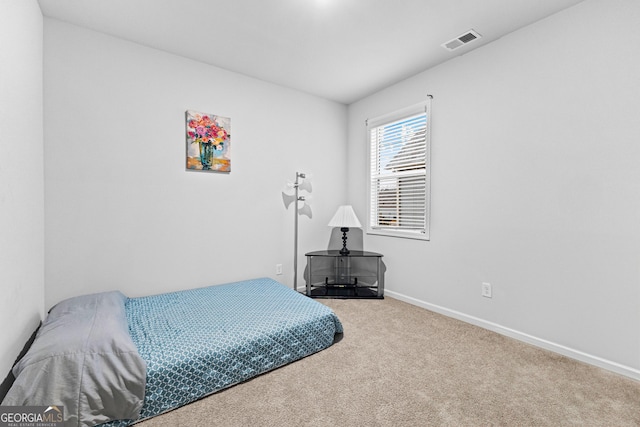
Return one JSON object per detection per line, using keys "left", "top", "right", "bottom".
{"left": 276, "top": 264, "right": 283, "bottom": 275}
{"left": 482, "top": 282, "right": 492, "bottom": 298}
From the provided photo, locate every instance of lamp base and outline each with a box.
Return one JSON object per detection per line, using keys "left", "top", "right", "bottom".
{"left": 340, "top": 227, "right": 350, "bottom": 255}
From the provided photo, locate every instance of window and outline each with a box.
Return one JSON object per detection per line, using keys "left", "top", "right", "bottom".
{"left": 367, "top": 99, "right": 431, "bottom": 240}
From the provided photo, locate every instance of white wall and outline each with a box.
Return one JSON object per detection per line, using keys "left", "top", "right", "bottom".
{"left": 43, "top": 19, "right": 347, "bottom": 309}
{"left": 0, "top": 1, "right": 45, "bottom": 378}
{"left": 348, "top": 0, "right": 640, "bottom": 376}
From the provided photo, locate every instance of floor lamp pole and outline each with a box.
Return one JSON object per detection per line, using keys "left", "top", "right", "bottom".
{"left": 293, "top": 174, "right": 299, "bottom": 292}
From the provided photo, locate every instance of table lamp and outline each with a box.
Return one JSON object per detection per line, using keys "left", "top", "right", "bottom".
{"left": 328, "top": 205, "right": 362, "bottom": 255}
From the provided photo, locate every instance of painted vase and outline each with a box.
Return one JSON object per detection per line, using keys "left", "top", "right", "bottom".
{"left": 199, "top": 142, "right": 214, "bottom": 170}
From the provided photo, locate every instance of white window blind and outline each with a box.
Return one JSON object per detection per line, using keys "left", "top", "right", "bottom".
{"left": 367, "top": 100, "right": 431, "bottom": 240}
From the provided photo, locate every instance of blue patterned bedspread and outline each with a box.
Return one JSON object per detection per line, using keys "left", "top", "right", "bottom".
{"left": 103, "top": 278, "right": 342, "bottom": 425}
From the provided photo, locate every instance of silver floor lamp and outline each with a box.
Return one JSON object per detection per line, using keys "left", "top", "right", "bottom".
{"left": 282, "top": 172, "right": 312, "bottom": 292}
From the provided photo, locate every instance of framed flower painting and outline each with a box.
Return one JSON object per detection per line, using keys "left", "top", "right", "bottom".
{"left": 185, "top": 110, "right": 231, "bottom": 172}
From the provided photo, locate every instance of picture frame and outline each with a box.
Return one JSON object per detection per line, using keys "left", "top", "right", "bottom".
{"left": 185, "top": 110, "right": 231, "bottom": 172}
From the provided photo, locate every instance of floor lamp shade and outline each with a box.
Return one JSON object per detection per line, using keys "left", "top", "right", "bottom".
{"left": 328, "top": 206, "right": 361, "bottom": 255}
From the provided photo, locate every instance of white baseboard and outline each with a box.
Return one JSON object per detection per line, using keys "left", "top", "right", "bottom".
{"left": 385, "top": 290, "right": 640, "bottom": 382}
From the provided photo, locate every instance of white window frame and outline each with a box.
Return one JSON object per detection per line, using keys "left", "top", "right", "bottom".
{"left": 366, "top": 99, "right": 431, "bottom": 241}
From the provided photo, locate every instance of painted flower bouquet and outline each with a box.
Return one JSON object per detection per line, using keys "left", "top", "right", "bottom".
{"left": 187, "top": 113, "right": 228, "bottom": 149}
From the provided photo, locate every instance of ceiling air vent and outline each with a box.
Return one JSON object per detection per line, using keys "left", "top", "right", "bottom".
{"left": 442, "top": 29, "right": 482, "bottom": 51}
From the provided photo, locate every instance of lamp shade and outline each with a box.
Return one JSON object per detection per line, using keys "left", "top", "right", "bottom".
{"left": 328, "top": 205, "right": 362, "bottom": 228}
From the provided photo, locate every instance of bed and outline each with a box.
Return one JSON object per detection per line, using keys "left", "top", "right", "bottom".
{"left": 2, "top": 277, "right": 343, "bottom": 426}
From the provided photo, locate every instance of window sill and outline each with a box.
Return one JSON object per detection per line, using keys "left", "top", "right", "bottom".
{"left": 367, "top": 228, "right": 430, "bottom": 241}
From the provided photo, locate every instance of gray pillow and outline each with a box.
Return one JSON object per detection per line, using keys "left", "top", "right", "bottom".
{"left": 3, "top": 291, "right": 146, "bottom": 427}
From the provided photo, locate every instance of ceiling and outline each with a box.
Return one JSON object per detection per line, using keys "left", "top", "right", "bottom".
{"left": 37, "top": 0, "right": 584, "bottom": 105}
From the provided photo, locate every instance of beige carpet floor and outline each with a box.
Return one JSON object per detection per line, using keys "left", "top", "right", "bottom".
{"left": 138, "top": 297, "right": 640, "bottom": 426}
